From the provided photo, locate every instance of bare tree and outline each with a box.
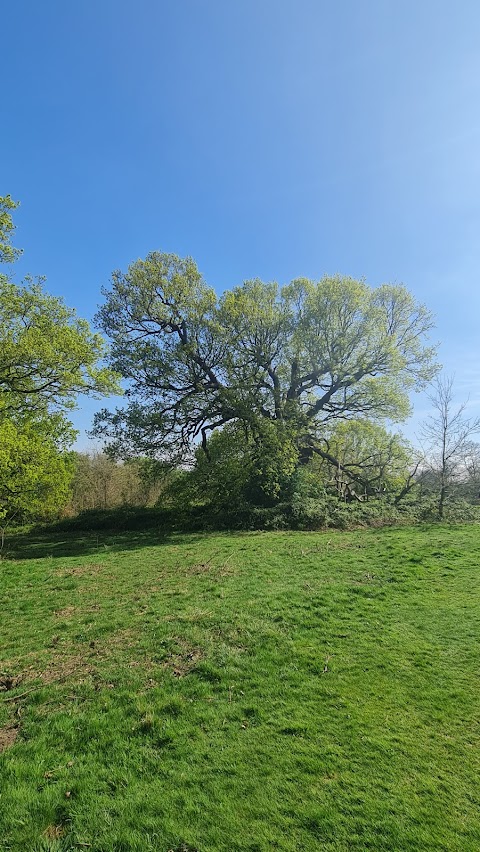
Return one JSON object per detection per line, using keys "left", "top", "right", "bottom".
{"left": 420, "top": 374, "right": 480, "bottom": 519}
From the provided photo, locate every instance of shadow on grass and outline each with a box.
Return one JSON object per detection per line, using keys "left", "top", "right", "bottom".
{"left": 4, "top": 505, "right": 266, "bottom": 560}
{"left": 4, "top": 506, "right": 229, "bottom": 560}
{"left": 5, "top": 527, "right": 216, "bottom": 561}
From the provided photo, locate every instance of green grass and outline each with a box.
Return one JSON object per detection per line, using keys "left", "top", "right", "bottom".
{"left": 1, "top": 524, "right": 480, "bottom": 851}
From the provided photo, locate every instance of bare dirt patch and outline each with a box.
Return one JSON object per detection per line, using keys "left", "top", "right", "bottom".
{"left": 0, "top": 724, "right": 19, "bottom": 752}
{"left": 54, "top": 606, "right": 77, "bottom": 618}
{"left": 0, "top": 674, "right": 23, "bottom": 692}
{"left": 59, "top": 562, "right": 107, "bottom": 578}
{"left": 185, "top": 552, "right": 237, "bottom": 578}
{"left": 1, "top": 647, "right": 97, "bottom": 705}
{"left": 40, "top": 652, "right": 94, "bottom": 686}
{"left": 163, "top": 640, "right": 204, "bottom": 677}
{"left": 1, "top": 625, "right": 171, "bottom": 707}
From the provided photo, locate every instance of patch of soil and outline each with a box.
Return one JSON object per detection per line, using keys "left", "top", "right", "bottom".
{"left": 0, "top": 724, "right": 19, "bottom": 752}
{"left": 40, "top": 651, "right": 95, "bottom": 686}
{"left": 0, "top": 674, "right": 22, "bottom": 692}
{"left": 187, "top": 562, "right": 215, "bottom": 575}
{"left": 3, "top": 649, "right": 96, "bottom": 699}
{"left": 59, "top": 562, "right": 106, "bottom": 578}
{"left": 163, "top": 641, "right": 204, "bottom": 677}
{"left": 54, "top": 606, "right": 77, "bottom": 618}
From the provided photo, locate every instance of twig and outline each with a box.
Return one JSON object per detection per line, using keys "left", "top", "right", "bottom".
{"left": 2, "top": 663, "right": 86, "bottom": 704}
{"left": 3, "top": 686, "right": 38, "bottom": 703}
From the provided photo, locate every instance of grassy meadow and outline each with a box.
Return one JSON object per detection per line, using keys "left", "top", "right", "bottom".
{"left": 1, "top": 524, "right": 480, "bottom": 851}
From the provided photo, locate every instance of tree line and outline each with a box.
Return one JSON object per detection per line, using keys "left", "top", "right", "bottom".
{"left": 1, "top": 196, "right": 478, "bottom": 537}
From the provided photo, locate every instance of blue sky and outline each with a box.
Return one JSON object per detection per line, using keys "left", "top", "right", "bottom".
{"left": 3, "top": 1, "right": 480, "bottom": 447}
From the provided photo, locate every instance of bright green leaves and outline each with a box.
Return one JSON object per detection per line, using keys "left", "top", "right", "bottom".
{"left": 96, "top": 253, "right": 219, "bottom": 419}
{"left": 98, "top": 251, "right": 216, "bottom": 343}
{"left": 95, "top": 253, "right": 438, "bottom": 494}
{"left": 0, "top": 195, "right": 22, "bottom": 264}
{"left": 0, "top": 415, "right": 74, "bottom": 528}
{"left": 321, "top": 419, "right": 415, "bottom": 495}
{"left": 0, "top": 196, "right": 120, "bottom": 526}
{"left": 0, "top": 277, "right": 120, "bottom": 416}
{"left": 284, "top": 275, "right": 437, "bottom": 421}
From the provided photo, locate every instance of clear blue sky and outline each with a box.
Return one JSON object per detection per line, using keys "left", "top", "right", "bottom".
{"left": 3, "top": 1, "right": 480, "bottom": 446}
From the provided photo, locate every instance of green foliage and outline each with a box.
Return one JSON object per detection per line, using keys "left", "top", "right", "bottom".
{"left": 165, "top": 418, "right": 417, "bottom": 528}
{"left": 0, "top": 195, "right": 22, "bottom": 264}
{"left": 0, "top": 277, "right": 119, "bottom": 417}
{"left": 318, "top": 419, "right": 416, "bottom": 498}
{"left": 0, "top": 196, "right": 120, "bottom": 530}
{"left": 94, "top": 254, "right": 437, "bottom": 484}
{"left": 247, "top": 419, "right": 299, "bottom": 503}
{"left": 0, "top": 414, "right": 74, "bottom": 529}
{"left": 190, "top": 420, "right": 298, "bottom": 512}
{"left": 68, "top": 452, "right": 165, "bottom": 514}
{"left": 49, "top": 504, "right": 168, "bottom": 533}
{"left": 191, "top": 424, "right": 253, "bottom": 509}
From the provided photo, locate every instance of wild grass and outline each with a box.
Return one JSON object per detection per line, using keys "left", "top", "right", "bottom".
{"left": 1, "top": 524, "right": 480, "bottom": 851}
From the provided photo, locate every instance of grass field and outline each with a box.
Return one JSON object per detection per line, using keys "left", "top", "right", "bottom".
{"left": 1, "top": 524, "right": 480, "bottom": 851}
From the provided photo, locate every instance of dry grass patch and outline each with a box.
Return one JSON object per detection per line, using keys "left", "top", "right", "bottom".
{"left": 184, "top": 550, "right": 238, "bottom": 578}
{"left": 1, "top": 647, "right": 97, "bottom": 703}
{"left": 54, "top": 605, "right": 77, "bottom": 618}
{"left": 58, "top": 562, "right": 107, "bottom": 578}
{"left": 162, "top": 640, "right": 205, "bottom": 677}
{"left": 0, "top": 674, "right": 22, "bottom": 692}
{"left": 0, "top": 724, "right": 19, "bottom": 753}
{"left": 42, "top": 824, "right": 66, "bottom": 840}
{"left": 40, "top": 651, "right": 94, "bottom": 686}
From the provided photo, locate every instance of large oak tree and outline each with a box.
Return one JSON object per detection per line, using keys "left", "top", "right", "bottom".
{"left": 94, "top": 252, "right": 437, "bottom": 494}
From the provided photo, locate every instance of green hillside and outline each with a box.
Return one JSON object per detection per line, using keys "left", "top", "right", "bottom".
{"left": 1, "top": 525, "right": 479, "bottom": 851}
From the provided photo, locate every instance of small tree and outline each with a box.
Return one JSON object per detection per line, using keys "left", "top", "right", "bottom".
{"left": 0, "top": 195, "right": 120, "bottom": 532}
{"left": 68, "top": 452, "right": 159, "bottom": 514}
{"left": 315, "top": 419, "right": 415, "bottom": 502}
{"left": 460, "top": 442, "right": 480, "bottom": 502}
{"left": 420, "top": 375, "right": 480, "bottom": 519}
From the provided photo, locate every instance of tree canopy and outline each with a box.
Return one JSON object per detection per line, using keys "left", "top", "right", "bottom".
{"left": 0, "top": 196, "right": 119, "bottom": 419}
{"left": 94, "top": 252, "right": 437, "bottom": 488}
{"left": 0, "top": 413, "right": 74, "bottom": 534}
{"left": 0, "top": 195, "right": 120, "bottom": 528}
{"left": 0, "top": 277, "right": 118, "bottom": 416}
{"left": 0, "top": 195, "right": 22, "bottom": 264}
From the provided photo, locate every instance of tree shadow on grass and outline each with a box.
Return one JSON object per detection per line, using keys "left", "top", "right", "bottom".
{"left": 5, "top": 527, "right": 218, "bottom": 561}
{"left": 4, "top": 506, "right": 237, "bottom": 560}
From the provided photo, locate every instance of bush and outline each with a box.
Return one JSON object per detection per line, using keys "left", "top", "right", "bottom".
{"left": 40, "top": 489, "right": 480, "bottom": 536}
{"left": 44, "top": 505, "right": 168, "bottom": 533}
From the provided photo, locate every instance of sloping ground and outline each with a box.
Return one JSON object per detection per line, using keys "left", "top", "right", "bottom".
{"left": 1, "top": 525, "right": 479, "bottom": 851}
